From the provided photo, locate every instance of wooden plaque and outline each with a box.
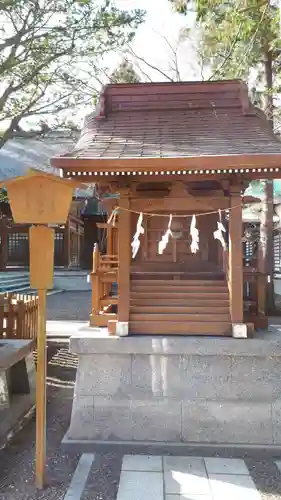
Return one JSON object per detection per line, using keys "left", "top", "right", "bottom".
{"left": 29, "top": 226, "right": 54, "bottom": 289}
{"left": 8, "top": 176, "right": 74, "bottom": 224}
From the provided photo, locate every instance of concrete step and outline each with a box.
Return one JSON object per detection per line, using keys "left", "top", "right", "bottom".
{"left": 0, "top": 273, "right": 30, "bottom": 293}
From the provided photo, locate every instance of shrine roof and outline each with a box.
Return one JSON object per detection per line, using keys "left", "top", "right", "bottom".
{"left": 51, "top": 80, "right": 281, "bottom": 173}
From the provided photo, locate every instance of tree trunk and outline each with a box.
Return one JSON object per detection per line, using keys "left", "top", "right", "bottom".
{"left": 261, "top": 49, "right": 275, "bottom": 313}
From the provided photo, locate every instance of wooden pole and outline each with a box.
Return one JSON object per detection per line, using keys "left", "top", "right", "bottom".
{"left": 29, "top": 225, "right": 54, "bottom": 489}
{"left": 35, "top": 288, "right": 47, "bottom": 489}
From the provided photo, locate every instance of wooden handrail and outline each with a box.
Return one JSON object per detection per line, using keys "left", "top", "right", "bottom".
{"left": 92, "top": 243, "right": 100, "bottom": 274}
{"left": 243, "top": 269, "right": 267, "bottom": 321}
{"left": 91, "top": 246, "right": 119, "bottom": 318}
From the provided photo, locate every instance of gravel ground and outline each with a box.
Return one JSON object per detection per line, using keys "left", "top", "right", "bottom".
{"left": 0, "top": 341, "right": 123, "bottom": 500}
{"left": 1, "top": 339, "right": 281, "bottom": 500}
{"left": 47, "top": 291, "right": 91, "bottom": 321}
{"left": 1, "top": 292, "right": 281, "bottom": 499}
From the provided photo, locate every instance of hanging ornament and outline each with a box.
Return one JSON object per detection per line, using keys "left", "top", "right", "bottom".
{"left": 158, "top": 214, "right": 173, "bottom": 254}
{"left": 131, "top": 213, "right": 145, "bottom": 258}
{"left": 190, "top": 215, "right": 199, "bottom": 254}
{"left": 107, "top": 207, "right": 118, "bottom": 227}
{"left": 213, "top": 210, "right": 226, "bottom": 249}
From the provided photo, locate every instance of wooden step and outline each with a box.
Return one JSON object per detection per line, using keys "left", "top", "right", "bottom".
{"left": 130, "top": 305, "right": 229, "bottom": 314}
{"left": 130, "top": 298, "right": 229, "bottom": 307}
{"left": 131, "top": 285, "right": 228, "bottom": 293}
{"left": 131, "top": 280, "right": 227, "bottom": 287}
{"left": 130, "top": 321, "right": 232, "bottom": 335}
{"left": 99, "top": 273, "right": 117, "bottom": 283}
{"left": 100, "top": 296, "right": 118, "bottom": 306}
{"left": 130, "top": 313, "right": 230, "bottom": 322}
{"left": 130, "top": 292, "right": 229, "bottom": 300}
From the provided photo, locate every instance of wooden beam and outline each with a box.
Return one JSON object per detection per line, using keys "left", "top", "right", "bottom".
{"left": 53, "top": 153, "right": 281, "bottom": 171}
{"left": 229, "top": 186, "right": 244, "bottom": 325}
{"left": 131, "top": 196, "right": 230, "bottom": 213}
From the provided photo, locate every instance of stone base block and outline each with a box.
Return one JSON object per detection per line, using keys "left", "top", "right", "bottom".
{"left": 65, "top": 333, "right": 281, "bottom": 449}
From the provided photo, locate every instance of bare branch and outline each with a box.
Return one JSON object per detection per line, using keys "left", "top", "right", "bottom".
{"left": 126, "top": 45, "right": 175, "bottom": 82}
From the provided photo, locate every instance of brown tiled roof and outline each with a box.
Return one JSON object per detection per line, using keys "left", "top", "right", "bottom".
{"left": 52, "top": 80, "right": 281, "bottom": 164}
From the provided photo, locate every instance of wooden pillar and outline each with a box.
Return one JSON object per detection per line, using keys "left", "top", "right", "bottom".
{"left": 91, "top": 243, "right": 100, "bottom": 316}
{"left": 0, "top": 217, "right": 8, "bottom": 270}
{"left": 257, "top": 210, "right": 268, "bottom": 326}
{"left": 107, "top": 225, "right": 113, "bottom": 255}
{"left": 117, "top": 190, "right": 131, "bottom": 336}
{"left": 259, "top": 180, "right": 274, "bottom": 314}
{"left": 229, "top": 186, "right": 244, "bottom": 331}
{"left": 63, "top": 217, "right": 71, "bottom": 267}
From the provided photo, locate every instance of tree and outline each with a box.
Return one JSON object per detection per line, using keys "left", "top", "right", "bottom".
{"left": 0, "top": 0, "right": 144, "bottom": 147}
{"left": 170, "top": 0, "right": 280, "bottom": 312}
{"left": 110, "top": 58, "right": 141, "bottom": 84}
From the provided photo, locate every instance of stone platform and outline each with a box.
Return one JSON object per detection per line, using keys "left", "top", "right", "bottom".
{"left": 0, "top": 339, "right": 35, "bottom": 443}
{"left": 64, "top": 330, "right": 281, "bottom": 450}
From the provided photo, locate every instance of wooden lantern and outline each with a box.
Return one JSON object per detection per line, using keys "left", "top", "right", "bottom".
{"left": 0, "top": 169, "right": 82, "bottom": 489}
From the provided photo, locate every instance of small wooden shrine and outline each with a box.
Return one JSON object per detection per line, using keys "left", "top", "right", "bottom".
{"left": 52, "top": 80, "right": 281, "bottom": 336}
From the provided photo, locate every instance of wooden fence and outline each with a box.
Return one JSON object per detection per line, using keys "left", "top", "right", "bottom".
{"left": 0, "top": 293, "right": 38, "bottom": 340}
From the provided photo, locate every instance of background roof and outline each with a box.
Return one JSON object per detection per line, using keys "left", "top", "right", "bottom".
{"left": 0, "top": 133, "right": 94, "bottom": 198}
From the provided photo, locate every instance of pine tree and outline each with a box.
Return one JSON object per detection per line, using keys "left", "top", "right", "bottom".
{"left": 0, "top": 0, "right": 144, "bottom": 147}
{"left": 110, "top": 59, "right": 141, "bottom": 84}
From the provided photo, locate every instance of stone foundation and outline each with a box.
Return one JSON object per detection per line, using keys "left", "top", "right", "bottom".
{"left": 64, "top": 333, "right": 281, "bottom": 449}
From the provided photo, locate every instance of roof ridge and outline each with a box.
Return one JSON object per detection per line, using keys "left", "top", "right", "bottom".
{"left": 93, "top": 80, "right": 248, "bottom": 120}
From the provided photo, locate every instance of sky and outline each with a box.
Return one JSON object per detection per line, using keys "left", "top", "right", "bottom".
{"left": 107, "top": 0, "right": 199, "bottom": 81}
{"left": 71, "top": 0, "right": 199, "bottom": 125}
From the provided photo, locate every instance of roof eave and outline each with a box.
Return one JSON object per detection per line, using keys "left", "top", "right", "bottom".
{"left": 51, "top": 153, "right": 281, "bottom": 173}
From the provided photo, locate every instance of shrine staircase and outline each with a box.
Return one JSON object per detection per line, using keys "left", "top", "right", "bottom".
{"left": 129, "top": 275, "right": 231, "bottom": 335}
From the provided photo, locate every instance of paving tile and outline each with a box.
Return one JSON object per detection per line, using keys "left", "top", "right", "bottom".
{"left": 209, "top": 473, "right": 261, "bottom": 500}
{"left": 163, "top": 457, "right": 206, "bottom": 475}
{"left": 122, "top": 455, "right": 163, "bottom": 472}
{"left": 204, "top": 457, "right": 249, "bottom": 475}
{"left": 117, "top": 471, "right": 164, "bottom": 500}
{"left": 163, "top": 457, "right": 209, "bottom": 495}
{"left": 165, "top": 495, "right": 212, "bottom": 500}
{"left": 275, "top": 460, "right": 281, "bottom": 473}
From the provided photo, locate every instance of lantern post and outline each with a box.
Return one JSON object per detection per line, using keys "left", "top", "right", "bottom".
{"left": 2, "top": 170, "right": 78, "bottom": 489}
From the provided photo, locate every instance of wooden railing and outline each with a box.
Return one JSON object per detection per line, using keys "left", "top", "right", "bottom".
{"left": 243, "top": 267, "right": 267, "bottom": 328}
{"left": 222, "top": 248, "right": 267, "bottom": 328}
{"left": 0, "top": 292, "right": 38, "bottom": 339}
{"left": 90, "top": 244, "right": 118, "bottom": 326}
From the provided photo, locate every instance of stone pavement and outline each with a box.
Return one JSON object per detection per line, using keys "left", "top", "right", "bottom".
{"left": 117, "top": 455, "right": 261, "bottom": 500}
{"left": 47, "top": 291, "right": 91, "bottom": 321}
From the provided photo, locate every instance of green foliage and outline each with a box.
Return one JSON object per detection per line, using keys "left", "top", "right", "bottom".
{"left": 0, "top": 0, "right": 145, "bottom": 146}
{"left": 110, "top": 59, "right": 141, "bottom": 84}
{"left": 170, "top": 0, "right": 281, "bottom": 125}
{"left": 0, "top": 189, "right": 8, "bottom": 202}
